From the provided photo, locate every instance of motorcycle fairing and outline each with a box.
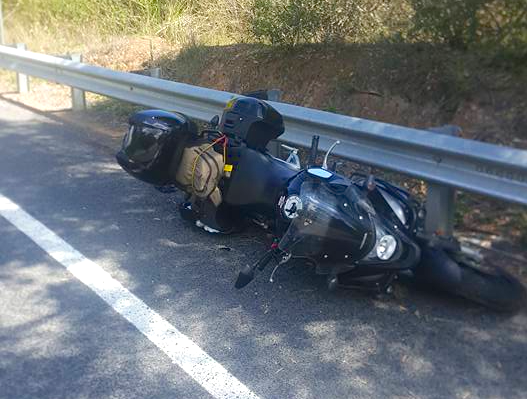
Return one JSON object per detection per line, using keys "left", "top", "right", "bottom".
{"left": 279, "top": 172, "right": 420, "bottom": 275}
{"left": 351, "top": 173, "right": 422, "bottom": 234}
{"left": 279, "top": 177, "right": 376, "bottom": 263}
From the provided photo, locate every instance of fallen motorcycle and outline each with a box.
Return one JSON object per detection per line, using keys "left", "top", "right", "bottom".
{"left": 116, "top": 96, "right": 525, "bottom": 312}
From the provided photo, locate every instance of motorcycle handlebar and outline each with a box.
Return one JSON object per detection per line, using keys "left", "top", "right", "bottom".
{"left": 308, "top": 135, "right": 320, "bottom": 166}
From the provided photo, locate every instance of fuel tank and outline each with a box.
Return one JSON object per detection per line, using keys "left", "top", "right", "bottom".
{"left": 222, "top": 146, "right": 299, "bottom": 217}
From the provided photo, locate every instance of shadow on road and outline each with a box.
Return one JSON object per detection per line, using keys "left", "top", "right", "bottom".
{"left": 0, "top": 108, "right": 526, "bottom": 399}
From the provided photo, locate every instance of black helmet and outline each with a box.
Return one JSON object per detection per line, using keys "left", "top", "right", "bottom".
{"left": 116, "top": 109, "right": 198, "bottom": 186}
{"left": 219, "top": 97, "right": 284, "bottom": 150}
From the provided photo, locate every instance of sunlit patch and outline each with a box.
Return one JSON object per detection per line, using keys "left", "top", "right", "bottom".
{"left": 64, "top": 161, "right": 122, "bottom": 177}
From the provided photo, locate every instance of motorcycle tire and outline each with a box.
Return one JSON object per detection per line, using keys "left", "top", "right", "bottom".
{"left": 454, "top": 258, "right": 526, "bottom": 313}
{"left": 417, "top": 246, "right": 526, "bottom": 313}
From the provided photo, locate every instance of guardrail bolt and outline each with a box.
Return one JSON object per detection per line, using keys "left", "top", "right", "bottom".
{"left": 15, "top": 43, "right": 29, "bottom": 93}
{"left": 69, "top": 53, "right": 86, "bottom": 111}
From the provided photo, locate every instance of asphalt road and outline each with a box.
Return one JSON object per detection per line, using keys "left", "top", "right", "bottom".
{"left": 0, "top": 97, "right": 526, "bottom": 399}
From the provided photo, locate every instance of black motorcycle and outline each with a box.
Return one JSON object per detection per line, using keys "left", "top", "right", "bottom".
{"left": 116, "top": 96, "right": 525, "bottom": 312}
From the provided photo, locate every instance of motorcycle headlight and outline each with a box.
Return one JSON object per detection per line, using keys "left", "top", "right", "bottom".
{"left": 376, "top": 235, "right": 397, "bottom": 260}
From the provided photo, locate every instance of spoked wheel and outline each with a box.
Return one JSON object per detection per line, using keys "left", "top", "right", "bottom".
{"left": 452, "top": 251, "right": 526, "bottom": 313}
{"left": 416, "top": 246, "right": 526, "bottom": 313}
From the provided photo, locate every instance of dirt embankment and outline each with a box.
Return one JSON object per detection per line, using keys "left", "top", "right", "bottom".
{"left": 152, "top": 43, "right": 527, "bottom": 149}
{"left": 75, "top": 38, "right": 527, "bottom": 151}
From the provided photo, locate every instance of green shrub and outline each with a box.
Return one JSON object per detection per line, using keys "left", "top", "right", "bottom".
{"left": 410, "top": 0, "right": 527, "bottom": 64}
{"left": 250, "top": 0, "right": 412, "bottom": 46}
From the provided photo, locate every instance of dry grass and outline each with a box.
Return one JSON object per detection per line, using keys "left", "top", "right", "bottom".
{"left": 2, "top": 0, "right": 254, "bottom": 51}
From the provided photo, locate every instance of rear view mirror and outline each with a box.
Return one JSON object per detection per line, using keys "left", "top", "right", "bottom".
{"left": 210, "top": 115, "right": 220, "bottom": 128}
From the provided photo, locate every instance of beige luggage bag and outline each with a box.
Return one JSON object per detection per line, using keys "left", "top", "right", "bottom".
{"left": 175, "top": 143, "right": 224, "bottom": 206}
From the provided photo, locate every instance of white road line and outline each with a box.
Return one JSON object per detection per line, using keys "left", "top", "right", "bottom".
{"left": 0, "top": 193, "right": 261, "bottom": 399}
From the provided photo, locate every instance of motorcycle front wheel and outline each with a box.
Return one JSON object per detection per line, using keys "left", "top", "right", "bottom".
{"left": 454, "top": 254, "right": 526, "bottom": 312}
{"left": 416, "top": 247, "right": 526, "bottom": 313}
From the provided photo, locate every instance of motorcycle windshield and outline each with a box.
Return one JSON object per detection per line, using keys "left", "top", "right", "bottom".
{"left": 278, "top": 179, "right": 375, "bottom": 261}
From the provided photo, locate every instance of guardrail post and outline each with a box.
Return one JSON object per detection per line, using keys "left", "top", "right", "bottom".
{"left": 149, "top": 67, "right": 161, "bottom": 78}
{"left": 425, "top": 184, "right": 456, "bottom": 236}
{"left": 0, "top": 0, "right": 5, "bottom": 45}
{"left": 267, "top": 89, "right": 282, "bottom": 102}
{"left": 15, "top": 43, "right": 29, "bottom": 93}
{"left": 69, "top": 53, "right": 86, "bottom": 111}
{"left": 424, "top": 125, "right": 461, "bottom": 236}
{"left": 266, "top": 89, "right": 282, "bottom": 157}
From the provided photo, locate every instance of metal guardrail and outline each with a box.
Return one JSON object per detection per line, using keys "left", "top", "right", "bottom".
{"left": 0, "top": 44, "right": 526, "bottom": 235}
